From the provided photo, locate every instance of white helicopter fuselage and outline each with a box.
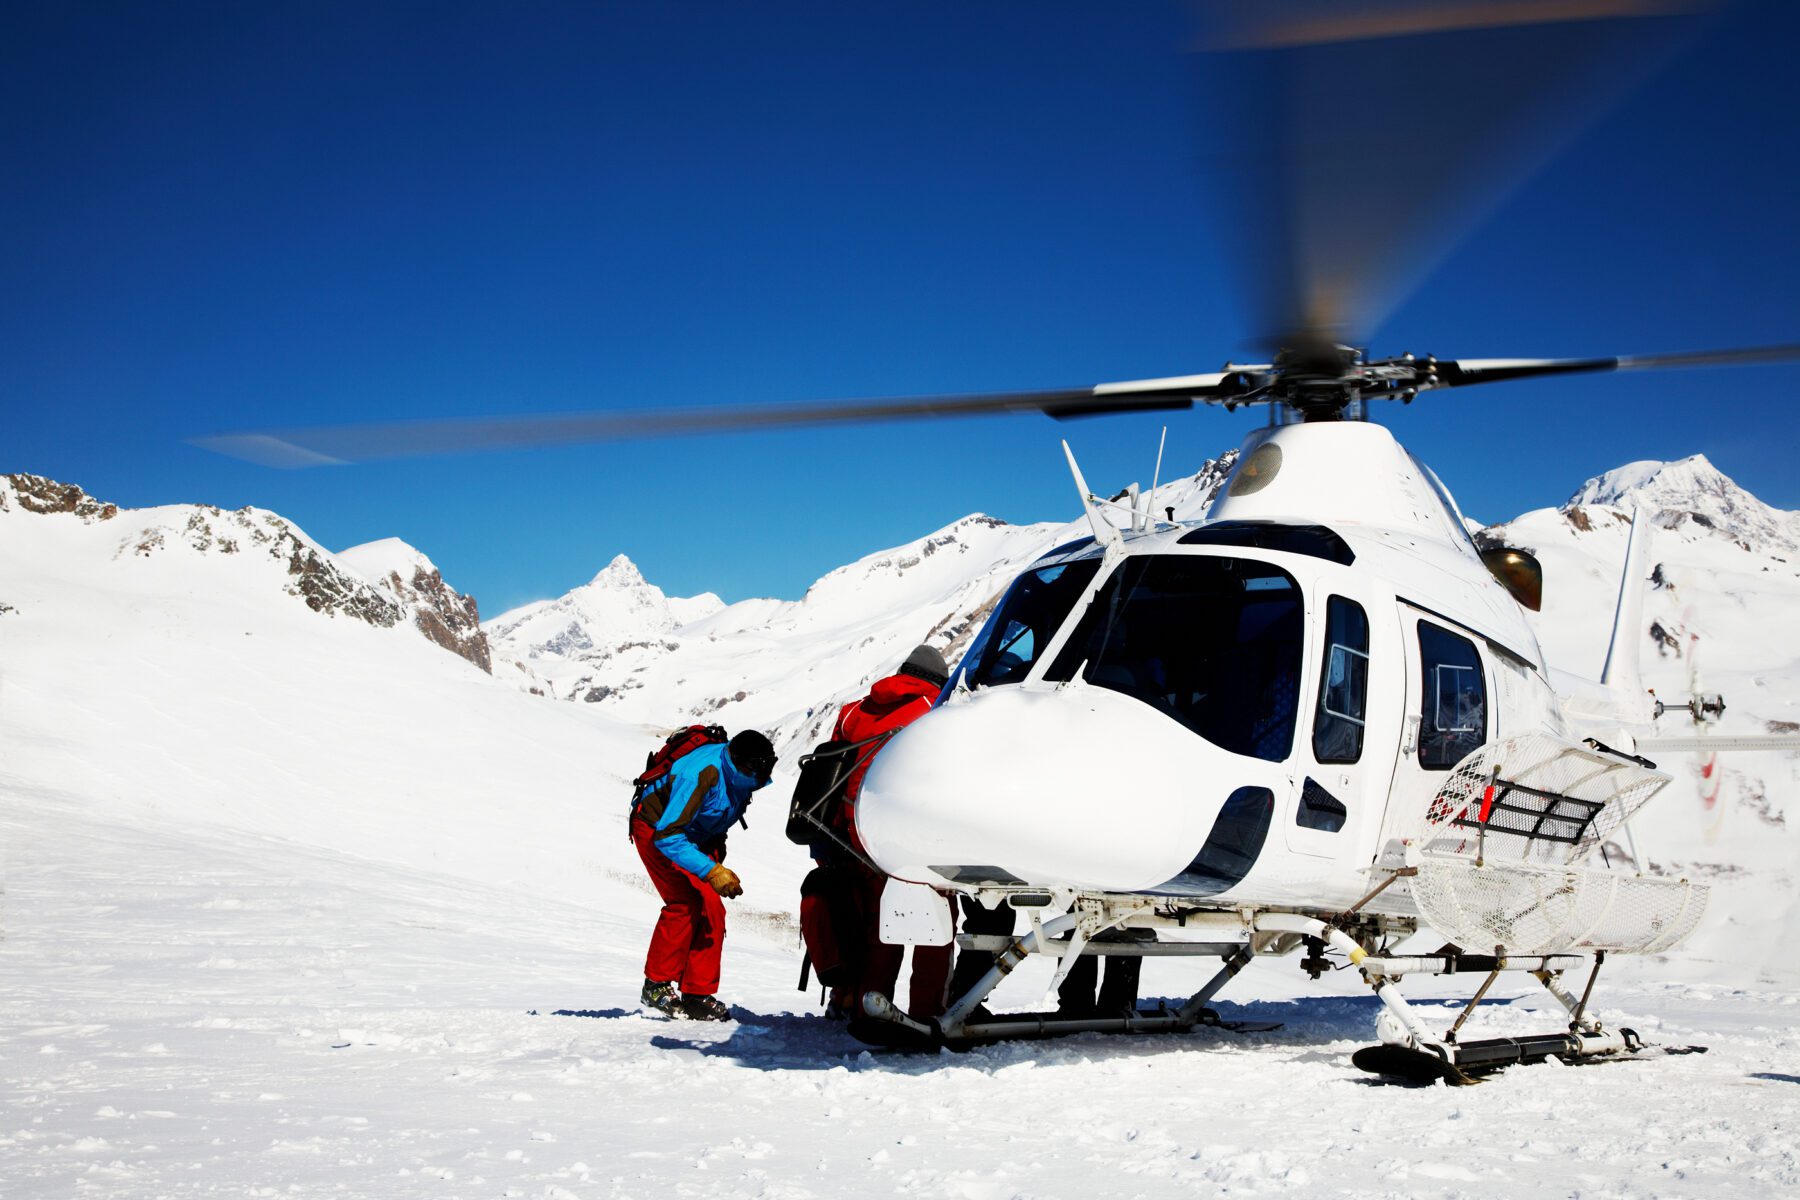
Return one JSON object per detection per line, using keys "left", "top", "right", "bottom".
{"left": 857, "top": 420, "right": 1572, "bottom": 913}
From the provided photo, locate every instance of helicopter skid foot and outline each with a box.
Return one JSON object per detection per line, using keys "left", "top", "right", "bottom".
{"left": 1354, "top": 1028, "right": 1641, "bottom": 1085}
{"left": 854, "top": 992, "right": 938, "bottom": 1049}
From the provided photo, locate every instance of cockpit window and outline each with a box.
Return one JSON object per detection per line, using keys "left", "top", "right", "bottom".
{"left": 962, "top": 558, "right": 1102, "bottom": 688}
{"left": 1045, "top": 555, "right": 1304, "bottom": 762}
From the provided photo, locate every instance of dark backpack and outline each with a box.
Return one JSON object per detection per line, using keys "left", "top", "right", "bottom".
{"left": 784, "top": 732, "right": 895, "bottom": 847}
{"left": 630, "top": 724, "right": 727, "bottom": 821}
{"left": 798, "top": 864, "right": 863, "bottom": 991}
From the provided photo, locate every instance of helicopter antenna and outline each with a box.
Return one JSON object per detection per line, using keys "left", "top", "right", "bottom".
{"left": 1146, "top": 426, "right": 1167, "bottom": 530}
{"left": 1061, "top": 440, "right": 1121, "bottom": 550}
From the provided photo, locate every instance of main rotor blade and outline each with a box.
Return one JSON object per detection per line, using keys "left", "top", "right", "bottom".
{"left": 192, "top": 373, "right": 1240, "bottom": 467}
{"left": 1437, "top": 343, "right": 1800, "bottom": 388}
{"left": 1194, "top": 0, "right": 1705, "bottom": 348}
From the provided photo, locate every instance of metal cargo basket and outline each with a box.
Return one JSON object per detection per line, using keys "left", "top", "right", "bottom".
{"left": 1406, "top": 733, "right": 1709, "bottom": 956}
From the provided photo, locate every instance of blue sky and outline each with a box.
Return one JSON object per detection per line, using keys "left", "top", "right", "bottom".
{"left": 6, "top": 2, "right": 1798, "bottom": 613}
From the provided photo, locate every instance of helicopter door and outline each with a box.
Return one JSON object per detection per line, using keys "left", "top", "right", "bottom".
{"left": 1285, "top": 591, "right": 1370, "bottom": 860}
{"left": 1386, "top": 609, "right": 1492, "bottom": 839}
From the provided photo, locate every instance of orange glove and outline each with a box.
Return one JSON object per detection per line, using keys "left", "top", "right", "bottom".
{"left": 705, "top": 865, "right": 743, "bottom": 898}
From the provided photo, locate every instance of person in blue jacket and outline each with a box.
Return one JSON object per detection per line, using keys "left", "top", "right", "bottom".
{"left": 630, "top": 729, "right": 777, "bottom": 1021}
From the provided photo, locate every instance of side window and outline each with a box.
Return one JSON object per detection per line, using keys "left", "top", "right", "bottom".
{"left": 1313, "top": 596, "right": 1369, "bottom": 764}
{"left": 1417, "top": 622, "right": 1487, "bottom": 769}
{"left": 1297, "top": 777, "right": 1348, "bottom": 832}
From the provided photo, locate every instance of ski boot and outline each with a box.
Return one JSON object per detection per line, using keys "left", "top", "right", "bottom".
{"left": 640, "top": 978, "right": 682, "bottom": 1018}
{"left": 680, "top": 993, "right": 733, "bottom": 1022}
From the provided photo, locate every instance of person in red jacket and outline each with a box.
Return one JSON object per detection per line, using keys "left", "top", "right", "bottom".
{"left": 829, "top": 644, "right": 954, "bottom": 1026}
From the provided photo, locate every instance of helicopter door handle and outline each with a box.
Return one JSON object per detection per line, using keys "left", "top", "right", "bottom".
{"left": 1402, "top": 714, "right": 1421, "bottom": 756}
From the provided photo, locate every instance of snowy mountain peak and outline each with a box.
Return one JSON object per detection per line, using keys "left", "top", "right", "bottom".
{"left": 1569, "top": 454, "right": 1725, "bottom": 508}
{"left": 336, "top": 537, "right": 440, "bottom": 586}
{"left": 1566, "top": 455, "right": 1799, "bottom": 551}
{"left": 590, "top": 553, "right": 648, "bottom": 588}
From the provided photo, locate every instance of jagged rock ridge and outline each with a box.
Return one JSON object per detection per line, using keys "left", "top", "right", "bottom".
{"left": 337, "top": 539, "right": 492, "bottom": 673}
{"left": 0, "top": 475, "right": 489, "bottom": 672}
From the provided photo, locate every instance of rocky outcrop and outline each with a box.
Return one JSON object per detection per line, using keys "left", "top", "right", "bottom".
{"left": 351, "top": 558, "right": 491, "bottom": 673}
{"left": 2, "top": 473, "right": 118, "bottom": 522}
{"left": 286, "top": 542, "right": 404, "bottom": 627}
{"left": 103, "top": 499, "right": 407, "bottom": 633}
{"left": 333, "top": 539, "right": 493, "bottom": 673}
{"left": 4, "top": 475, "right": 492, "bottom": 672}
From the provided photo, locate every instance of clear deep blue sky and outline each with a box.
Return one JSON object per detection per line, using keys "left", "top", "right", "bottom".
{"left": 6, "top": 2, "right": 1798, "bottom": 613}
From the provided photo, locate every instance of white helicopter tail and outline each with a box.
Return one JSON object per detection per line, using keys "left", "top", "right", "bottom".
{"left": 1559, "top": 506, "right": 1657, "bottom": 733}
{"left": 1599, "top": 505, "right": 1653, "bottom": 698}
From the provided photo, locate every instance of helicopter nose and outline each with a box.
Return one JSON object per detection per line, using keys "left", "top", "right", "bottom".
{"left": 856, "top": 683, "right": 1264, "bottom": 894}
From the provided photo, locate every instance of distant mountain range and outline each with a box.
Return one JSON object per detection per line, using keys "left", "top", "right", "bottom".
{"left": 3, "top": 450, "right": 1794, "bottom": 981}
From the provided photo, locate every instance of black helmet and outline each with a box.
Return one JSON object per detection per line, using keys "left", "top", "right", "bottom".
{"left": 728, "top": 730, "right": 778, "bottom": 782}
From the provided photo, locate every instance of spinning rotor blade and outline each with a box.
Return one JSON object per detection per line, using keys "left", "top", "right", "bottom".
{"left": 193, "top": 372, "right": 1245, "bottom": 467}
{"left": 1194, "top": 0, "right": 1704, "bottom": 348}
{"left": 1435, "top": 343, "right": 1800, "bottom": 389}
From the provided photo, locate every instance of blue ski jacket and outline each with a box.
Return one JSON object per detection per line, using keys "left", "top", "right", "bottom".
{"left": 636, "top": 742, "right": 768, "bottom": 878}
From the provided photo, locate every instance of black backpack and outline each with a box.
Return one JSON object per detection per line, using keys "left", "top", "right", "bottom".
{"left": 783, "top": 732, "right": 894, "bottom": 847}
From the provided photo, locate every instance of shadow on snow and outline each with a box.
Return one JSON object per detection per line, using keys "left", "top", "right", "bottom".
{"left": 559, "top": 993, "right": 1467, "bottom": 1074}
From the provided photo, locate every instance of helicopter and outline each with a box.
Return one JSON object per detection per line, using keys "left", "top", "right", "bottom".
{"left": 194, "top": 2, "right": 1800, "bottom": 1080}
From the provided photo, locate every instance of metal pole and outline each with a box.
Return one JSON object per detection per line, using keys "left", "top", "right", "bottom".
{"left": 1445, "top": 946, "right": 1505, "bottom": 1043}
{"left": 1571, "top": 949, "right": 1606, "bottom": 1031}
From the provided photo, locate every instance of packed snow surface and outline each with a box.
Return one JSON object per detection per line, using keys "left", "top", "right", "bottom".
{"left": 7, "top": 797, "right": 1799, "bottom": 1199}
{"left": 3, "top": 456, "right": 1798, "bottom": 1196}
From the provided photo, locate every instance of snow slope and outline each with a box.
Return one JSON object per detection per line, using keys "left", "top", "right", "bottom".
{"left": 0, "top": 474, "right": 649, "bottom": 904}
{"left": 7, "top": 793, "right": 1798, "bottom": 1199}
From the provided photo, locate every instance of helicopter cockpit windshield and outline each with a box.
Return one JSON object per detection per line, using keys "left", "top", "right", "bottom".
{"left": 1041, "top": 556, "right": 1304, "bottom": 762}
{"left": 962, "top": 557, "right": 1102, "bottom": 687}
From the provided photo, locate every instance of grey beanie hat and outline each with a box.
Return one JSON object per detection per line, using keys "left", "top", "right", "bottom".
{"left": 899, "top": 644, "right": 950, "bottom": 687}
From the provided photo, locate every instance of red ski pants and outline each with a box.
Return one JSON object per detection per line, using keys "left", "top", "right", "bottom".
{"left": 849, "top": 860, "right": 952, "bottom": 1019}
{"left": 631, "top": 820, "right": 726, "bottom": 997}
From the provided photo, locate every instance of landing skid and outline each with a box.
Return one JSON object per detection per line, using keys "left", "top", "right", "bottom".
{"left": 853, "top": 993, "right": 1282, "bottom": 1051}
{"left": 853, "top": 900, "right": 1692, "bottom": 1080}
{"left": 1353, "top": 1029, "right": 1644, "bottom": 1085}
{"left": 856, "top": 906, "right": 1262, "bottom": 1049}
{"left": 1354, "top": 1032, "right": 1708, "bottom": 1085}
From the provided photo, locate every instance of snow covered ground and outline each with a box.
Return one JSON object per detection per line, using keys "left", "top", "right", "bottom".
{"left": 7, "top": 791, "right": 1799, "bottom": 1199}
{"left": 4, "top": 459, "right": 1799, "bottom": 1197}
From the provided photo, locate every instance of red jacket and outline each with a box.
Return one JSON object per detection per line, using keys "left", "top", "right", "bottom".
{"left": 831, "top": 672, "right": 939, "bottom": 825}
